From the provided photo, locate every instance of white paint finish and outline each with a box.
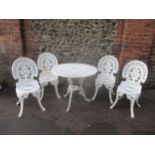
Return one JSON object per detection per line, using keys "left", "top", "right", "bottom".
{"left": 37, "top": 52, "right": 61, "bottom": 99}
{"left": 110, "top": 60, "right": 148, "bottom": 118}
{"left": 92, "top": 55, "right": 119, "bottom": 104}
{"left": 52, "top": 63, "right": 97, "bottom": 111}
{"left": 52, "top": 63, "right": 97, "bottom": 79}
{"left": 12, "top": 57, "right": 46, "bottom": 117}
{"left": 37, "top": 52, "right": 58, "bottom": 72}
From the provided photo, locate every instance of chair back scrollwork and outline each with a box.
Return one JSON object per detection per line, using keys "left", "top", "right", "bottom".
{"left": 97, "top": 55, "right": 119, "bottom": 75}
{"left": 122, "top": 60, "right": 148, "bottom": 84}
{"left": 12, "top": 57, "right": 38, "bottom": 82}
{"left": 37, "top": 52, "right": 58, "bottom": 73}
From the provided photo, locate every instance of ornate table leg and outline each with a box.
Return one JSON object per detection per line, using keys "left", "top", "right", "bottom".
{"left": 66, "top": 78, "right": 74, "bottom": 112}
{"left": 66, "top": 90, "right": 73, "bottom": 112}
{"left": 64, "top": 87, "right": 69, "bottom": 98}
{"left": 64, "top": 78, "right": 73, "bottom": 97}
{"left": 78, "top": 78, "right": 91, "bottom": 102}
{"left": 65, "top": 78, "right": 91, "bottom": 112}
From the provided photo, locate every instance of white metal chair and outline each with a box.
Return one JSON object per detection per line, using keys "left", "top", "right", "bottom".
{"left": 12, "top": 57, "right": 46, "bottom": 117}
{"left": 92, "top": 55, "right": 119, "bottom": 104}
{"left": 110, "top": 60, "right": 148, "bottom": 118}
{"left": 37, "top": 52, "right": 61, "bottom": 100}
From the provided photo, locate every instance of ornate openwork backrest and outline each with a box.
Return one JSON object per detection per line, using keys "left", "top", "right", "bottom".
{"left": 37, "top": 52, "right": 58, "bottom": 73}
{"left": 122, "top": 60, "right": 148, "bottom": 84}
{"left": 12, "top": 57, "right": 38, "bottom": 82}
{"left": 97, "top": 55, "right": 119, "bottom": 75}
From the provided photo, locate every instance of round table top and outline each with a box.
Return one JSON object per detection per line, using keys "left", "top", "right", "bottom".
{"left": 52, "top": 63, "right": 97, "bottom": 78}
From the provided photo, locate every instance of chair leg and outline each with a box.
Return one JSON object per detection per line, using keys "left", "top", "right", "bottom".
{"left": 64, "top": 87, "right": 69, "bottom": 97}
{"left": 16, "top": 101, "right": 20, "bottom": 106}
{"left": 108, "top": 88, "right": 113, "bottom": 104}
{"left": 40, "top": 87, "right": 45, "bottom": 100}
{"left": 33, "top": 91, "right": 46, "bottom": 112}
{"left": 66, "top": 91, "right": 73, "bottom": 112}
{"left": 130, "top": 99, "right": 136, "bottom": 118}
{"left": 112, "top": 89, "right": 115, "bottom": 95}
{"left": 54, "top": 81, "right": 61, "bottom": 99}
{"left": 78, "top": 78, "right": 91, "bottom": 102}
{"left": 92, "top": 83, "right": 101, "bottom": 101}
{"left": 37, "top": 98, "right": 46, "bottom": 112}
{"left": 18, "top": 98, "right": 24, "bottom": 117}
{"left": 110, "top": 92, "right": 121, "bottom": 109}
{"left": 136, "top": 97, "right": 140, "bottom": 108}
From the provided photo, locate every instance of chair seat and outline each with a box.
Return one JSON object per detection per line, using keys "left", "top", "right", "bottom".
{"left": 16, "top": 80, "right": 40, "bottom": 97}
{"left": 117, "top": 81, "right": 142, "bottom": 96}
{"left": 39, "top": 72, "right": 58, "bottom": 85}
{"left": 97, "top": 73, "right": 115, "bottom": 84}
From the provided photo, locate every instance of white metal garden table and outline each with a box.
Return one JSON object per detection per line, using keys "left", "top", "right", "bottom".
{"left": 52, "top": 63, "right": 97, "bottom": 112}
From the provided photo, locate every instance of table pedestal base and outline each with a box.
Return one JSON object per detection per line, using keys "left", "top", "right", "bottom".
{"left": 64, "top": 78, "right": 91, "bottom": 112}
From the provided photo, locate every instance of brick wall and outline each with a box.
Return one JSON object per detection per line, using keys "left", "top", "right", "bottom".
{"left": 113, "top": 20, "right": 155, "bottom": 88}
{"left": 114, "top": 20, "right": 154, "bottom": 62}
{"left": 147, "top": 33, "right": 155, "bottom": 88}
{"left": 0, "top": 20, "right": 23, "bottom": 85}
{"left": 0, "top": 19, "right": 155, "bottom": 88}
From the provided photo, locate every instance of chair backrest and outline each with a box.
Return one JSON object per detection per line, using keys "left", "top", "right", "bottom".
{"left": 97, "top": 55, "right": 119, "bottom": 75}
{"left": 37, "top": 52, "right": 58, "bottom": 73}
{"left": 12, "top": 57, "right": 38, "bottom": 82}
{"left": 122, "top": 60, "right": 148, "bottom": 84}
